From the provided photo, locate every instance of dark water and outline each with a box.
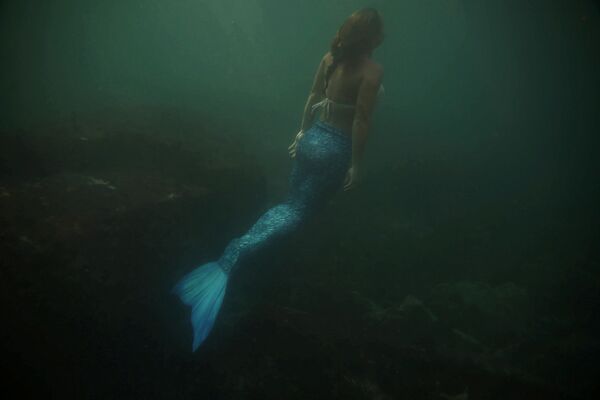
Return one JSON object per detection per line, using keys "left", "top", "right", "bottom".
{"left": 1, "top": 1, "right": 599, "bottom": 399}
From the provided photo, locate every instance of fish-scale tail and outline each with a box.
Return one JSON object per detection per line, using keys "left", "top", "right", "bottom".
{"left": 173, "top": 261, "right": 228, "bottom": 351}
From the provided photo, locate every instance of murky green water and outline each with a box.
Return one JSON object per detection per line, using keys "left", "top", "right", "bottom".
{"left": 1, "top": 1, "right": 599, "bottom": 398}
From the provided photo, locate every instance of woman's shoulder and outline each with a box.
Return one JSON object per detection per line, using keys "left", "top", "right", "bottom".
{"left": 322, "top": 51, "right": 334, "bottom": 66}
{"left": 358, "top": 60, "right": 383, "bottom": 90}
{"left": 364, "top": 59, "right": 383, "bottom": 77}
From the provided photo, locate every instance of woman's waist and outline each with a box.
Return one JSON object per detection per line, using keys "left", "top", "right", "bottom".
{"left": 303, "top": 121, "right": 352, "bottom": 153}
{"left": 314, "top": 118, "right": 352, "bottom": 138}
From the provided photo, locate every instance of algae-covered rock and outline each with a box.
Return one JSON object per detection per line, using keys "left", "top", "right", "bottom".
{"left": 0, "top": 113, "right": 267, "bottom": 398}
{"left": 427, "top": 281, "right": 532, "bottom": 347}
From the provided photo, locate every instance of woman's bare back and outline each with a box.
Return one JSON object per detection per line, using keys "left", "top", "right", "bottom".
{"left": 316, "top": 52, "right": 383, "bottom": 134}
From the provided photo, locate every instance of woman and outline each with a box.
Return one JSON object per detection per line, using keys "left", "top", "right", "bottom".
{"left": 174, "top": 8, "right": 384, "bottom": 351}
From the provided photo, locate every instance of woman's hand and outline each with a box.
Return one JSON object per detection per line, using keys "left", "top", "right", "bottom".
{"left": 288, "top": 130, "right": 304, "bottom": 158}
{"left": 343, "top": 166, "right": 359, "bottom": 191}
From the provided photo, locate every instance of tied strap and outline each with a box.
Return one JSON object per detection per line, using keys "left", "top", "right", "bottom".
{"left": 311, "top": 98, "right": 333, "bottom": 120}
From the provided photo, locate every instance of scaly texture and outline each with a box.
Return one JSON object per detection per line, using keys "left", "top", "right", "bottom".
{"left": 174, "top": 121, "right": 351, "bottom": 350}
{"left": 218, "top": 121, "right": 352, "bottom": 274}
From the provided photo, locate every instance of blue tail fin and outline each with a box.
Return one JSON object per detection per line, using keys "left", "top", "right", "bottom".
{"left": 173, "top": 261, "right": 228, "bottom": 351}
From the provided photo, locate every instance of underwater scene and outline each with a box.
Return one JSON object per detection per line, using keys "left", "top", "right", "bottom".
{"left": 1, "top": 0, "right": 599, "bottom": 399}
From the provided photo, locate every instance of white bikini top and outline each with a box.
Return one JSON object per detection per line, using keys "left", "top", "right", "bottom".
{"left": 311, "top": 84, "right": 385, "bottom": 120}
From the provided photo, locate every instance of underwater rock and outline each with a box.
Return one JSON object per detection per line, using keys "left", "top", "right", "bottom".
{"left": 0, "top": 112, "right": 589, "bottom": 399}
{"left": 426, "top": 281, "right": 533, "bottom": 347}
{"left": 0, "top": 116, "right": 267, "bottom": 397}
{"left": 396, "top": 294, "right": 439, "bottom": 324}
{"left": 439, "top": 387, "right": 469, "bottom": 400}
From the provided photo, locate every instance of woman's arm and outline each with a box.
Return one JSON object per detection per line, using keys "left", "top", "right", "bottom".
{"left": 351, "top": 64, "right": 383, "bottom": 172}
{"left": 299, "top": 53, "right": 329, "bottom": 131}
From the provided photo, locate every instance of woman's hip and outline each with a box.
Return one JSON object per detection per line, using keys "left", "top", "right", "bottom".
{"left": 299, "top": 122, "right": 352, "bottom": 164}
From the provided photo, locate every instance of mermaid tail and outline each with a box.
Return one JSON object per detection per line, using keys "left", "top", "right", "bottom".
{"left": 173, "top": 121, "right": 351, "bottom": 351}
{"left": 173, "top": 204, "right": 305, "bottom": 351}
{"left": 172, "top": 262, "right": 228, "bottom": 351}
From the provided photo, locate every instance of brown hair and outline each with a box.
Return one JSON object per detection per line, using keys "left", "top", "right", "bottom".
{"left": 324, "top": 8, "right": 384, "bottom": 91}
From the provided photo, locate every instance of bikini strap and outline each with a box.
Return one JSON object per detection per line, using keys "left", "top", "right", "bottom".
{"left": 311, "top": 97, "right": 355, "bottom": 120}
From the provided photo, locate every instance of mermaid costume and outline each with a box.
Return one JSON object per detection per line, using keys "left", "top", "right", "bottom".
{"left": 174, "top": 86, "right": 383, "bottom": 351}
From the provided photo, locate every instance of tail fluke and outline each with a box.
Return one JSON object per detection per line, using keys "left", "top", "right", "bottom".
{"left": 173, "top": 261, "right": 228, "bottom": 351}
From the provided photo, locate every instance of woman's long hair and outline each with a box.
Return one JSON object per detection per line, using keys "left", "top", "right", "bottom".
{"left": 324, "top": 8, "right": 384, "bottom": 91}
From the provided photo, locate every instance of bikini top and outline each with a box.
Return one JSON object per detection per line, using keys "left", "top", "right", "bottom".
{"left": 311, "top": 84, "right": 385, "bottom": 120}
